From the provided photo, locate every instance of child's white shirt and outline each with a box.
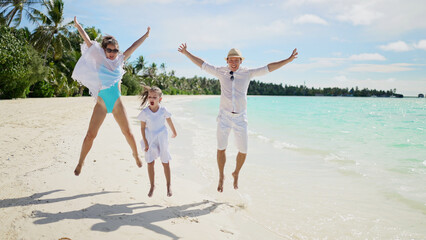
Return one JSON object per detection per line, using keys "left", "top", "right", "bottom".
{"left": 137, "top": 105, "right": 172, "bottom": 163}
{"left": 137, "top": 105, "right": 171, "bottom": 134}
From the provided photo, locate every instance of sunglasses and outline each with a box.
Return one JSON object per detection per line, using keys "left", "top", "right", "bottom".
{"left": 106, "top": 48, "right": 119, "bottom": 53}
{"left": 230, "top": 71, "right": 234, "bottom": 81}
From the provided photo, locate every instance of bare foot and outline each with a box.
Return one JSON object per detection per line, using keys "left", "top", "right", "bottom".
{"left": 217, "top": 175, "right": 224, "bottom": 192}
{"left": 133, "top": 153, "right": 142, "bottom": 168}
{"left": 148, "top": 185, "right": 155, "bottom": 197}
{"left": 232, "top": 172, "right": 239, "bottom": 189}
{"left": 74, "top": 163, "right": 83, "bottom": 176}
{"left": 167, "top": 185, "right": 172, "bottom": 197}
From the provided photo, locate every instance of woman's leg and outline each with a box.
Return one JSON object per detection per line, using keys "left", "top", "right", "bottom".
{"left": 148, "top": 162, "right": 155, "bottom": 197}
{"left": 74, "top": 101, "right": 107, "bottom": 176}
{"left": 162, "top": 162, "right": 172, "bottom": 197}
{"left": 112, "top": 98, "right": 142, "bottom": 167}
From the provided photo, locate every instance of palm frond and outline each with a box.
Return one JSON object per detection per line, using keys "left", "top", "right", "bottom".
{"left": 12, "top": 7, "right": 23, "bottom": 26}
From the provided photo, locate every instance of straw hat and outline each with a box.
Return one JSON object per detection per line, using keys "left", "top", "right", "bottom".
{"left": 225, "top": 48, "right": 244, "bottom": 60}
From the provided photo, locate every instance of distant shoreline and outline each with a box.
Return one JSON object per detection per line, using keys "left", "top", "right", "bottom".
{"left": 1, "top": 94, "right": 425, "bottom": 101}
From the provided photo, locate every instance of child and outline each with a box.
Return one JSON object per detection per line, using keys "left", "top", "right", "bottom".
{"left": 138, "top": 86, "right": 177, "bottom": 197}
{"left": 71, "top": 16, "right": 150, "bottom": 176}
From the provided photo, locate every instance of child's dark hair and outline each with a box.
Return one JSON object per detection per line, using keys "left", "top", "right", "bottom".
{"left": 101, "top": 35, "right": 119, "bottom": 50}
{"left": 140, "top": 86, "right": 163, "bottom": 108}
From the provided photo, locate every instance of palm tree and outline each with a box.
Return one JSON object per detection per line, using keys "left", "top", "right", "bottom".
{"left": 30, "top": 0, "right": 72, "bottom": 61}
{"left": 134, "top": 55, "right": 146, "bottom": 75}
{"left": 123, "top": 62, "right": 135, "bottom": 76}
{"left": 160, "top": 63, "right": 166, "bottom": 73}
{"left": 0, "top": 0, "right": 42, "bottom": 27}
{"left": 84, "top": 26, "right": 102, "bottom": 42}
{"left": 147, "top": 62, "right": 157, "bottom": 77}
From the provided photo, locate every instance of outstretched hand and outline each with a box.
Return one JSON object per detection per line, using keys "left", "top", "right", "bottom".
{"left": 74, "top": 16, "right": 79, "bottom": 28}
{"left": 73, "top": 16, "right": 92, "bottom": 47}
{"left": 289, "top": 48, "right": 298, "bottom": 61}
{"left": 178, "top": 43, "right": 188, "bottom": 54}
{"left": 145, "top": 26, "right": 151, "bottom": 37}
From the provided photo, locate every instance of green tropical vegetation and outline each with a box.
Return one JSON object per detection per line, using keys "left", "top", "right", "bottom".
{"left": 0, "top": 25, "right": 48, "bottom": 98}
{"left": 0, "top": 0, "right": 42, "bottom": 27}
{"left": 0, "top": 0, "right": 404, "bottom": 99}
{"left": 247, "top": 81, "right": 400, "bottom": 97}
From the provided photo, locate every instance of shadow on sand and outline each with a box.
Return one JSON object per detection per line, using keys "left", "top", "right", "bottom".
{"left": 0, "top": 190, "right": 115, "bottom": 208}
{"left": 31, "top": 200, "right": 223, "bottom": 239}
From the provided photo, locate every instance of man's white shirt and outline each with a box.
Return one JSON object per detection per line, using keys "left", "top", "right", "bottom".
{"left": 201, "top": 62, "right": 269, "bottom": 113}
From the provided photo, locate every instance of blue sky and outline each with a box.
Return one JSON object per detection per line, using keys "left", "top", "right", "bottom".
{"left": 27, "top": 0, "right": 426, "bottom": 96}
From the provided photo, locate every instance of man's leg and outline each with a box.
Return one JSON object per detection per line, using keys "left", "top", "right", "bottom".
{"left": 217, "top": 113, "right": 231, "bottom": 192}
{"left": 232, "top": 152, "right": 246, "bottom": 189}
{"left": 232, "top": 113, "right": 248, "bottom": 189}
{"left": 217, "top": 149, "right": 226, "bottom": 192}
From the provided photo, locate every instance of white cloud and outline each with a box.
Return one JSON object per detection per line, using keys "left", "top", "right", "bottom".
{"left": 291, "top": 53, "right": 387, "bottom": 72}
{"left": 333, "top": 75, "right": 350, "bottom": 82}
{"left": 414, "top": 40, "right": 426, "bottom": 50}
{"left": 294, "top": 14, "right": 328, "bottom": 25}
{"left": 331, "top": 36, "right": 349, "bottom": 42}
{"left": 204, "top": 0, "right": 232, "bottom": 3}
{"left": 256, "top": 19, "right": 289, "bottom": 36}
{"left": 336, "top": 2, "right": 383, "bottom": 26}
{"left": 379, "top": 41, "right": 413, "bottom": 52}
{"left": 289, "top": 53, "right": 388, "bottom": 72}
{"left": 282, "top": 0, "right": 426, "bottom": 37}
{"left": 349, "top": 53, "right": 386, "bottom": 61}
{"left": 347, "top": 63, "right": 417, "bottom": 73}
{"left": 104, "top": 0, "right": 175, "bottom": 4}
{"left": 379, "top": 40, "right": 426, "bottom": 52}
{"left": 289, "top": 57, "right": 345, "bottom": 71}
{"left": 367, "top": 1, "right": 426, "bottom": 37}
{"left": 154, "top": 13, "right": 294, "bottom": 51}
{"left": 104, "top": 0, "right": 230, "bottom": 5}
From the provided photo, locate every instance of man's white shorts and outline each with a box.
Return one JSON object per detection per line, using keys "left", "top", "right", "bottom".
{"left": 216, "top": 110, "right": 248, "bottom": 153}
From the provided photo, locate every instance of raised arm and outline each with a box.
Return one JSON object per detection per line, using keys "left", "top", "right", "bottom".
{"left": 123, "top": 27, "right": 150, "bottom": 61}
{"left": 267, "top": 48, "right": 298, "bottom": 72}
{"left": 74, "top": 16, "right": 92, "bottom": 47}
{"left": 178, "top": 43, "right": 205, "bottom": 68}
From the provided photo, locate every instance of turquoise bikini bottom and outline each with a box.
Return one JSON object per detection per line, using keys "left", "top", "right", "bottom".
{"left": 98, "top": 82, "right": 121, "bottom": 113}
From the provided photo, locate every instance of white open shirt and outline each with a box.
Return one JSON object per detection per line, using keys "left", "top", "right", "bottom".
{"left": 201, "top": 62, "right": 269, "bottom": 114}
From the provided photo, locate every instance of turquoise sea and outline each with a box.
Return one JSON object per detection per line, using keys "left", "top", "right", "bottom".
{"left": 176, "top": 96, "right": 426, "bottom": 239}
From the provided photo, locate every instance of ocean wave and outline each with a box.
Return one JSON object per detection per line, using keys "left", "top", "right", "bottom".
{"left": 325, "top": 152, "right": 359, "bottom": 165}
{"left": 249, "top": 130, "right": 298, "bottom": 150}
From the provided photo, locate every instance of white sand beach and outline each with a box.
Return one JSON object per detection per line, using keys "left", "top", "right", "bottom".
{"left": 0, "top": 96, "right": 283, "bottom": 240}
{"left": 2, "top": 96, "right": 426, "bottom": 240}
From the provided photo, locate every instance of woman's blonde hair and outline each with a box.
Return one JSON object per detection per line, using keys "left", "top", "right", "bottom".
{"left": 140, "top": 86, "right": 162, "bottom": 108}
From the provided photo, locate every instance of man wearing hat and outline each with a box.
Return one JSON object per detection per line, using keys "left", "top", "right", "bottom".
{"left": 178, "top": 43, "right": 298, "bottom": 192}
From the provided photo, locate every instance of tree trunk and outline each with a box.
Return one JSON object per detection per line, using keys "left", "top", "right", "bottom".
{"left": 7, "top": 9, "right": 18, "bottom": 27}
{"left": 43, "top": 32, "right": 55, "bottom": 62}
